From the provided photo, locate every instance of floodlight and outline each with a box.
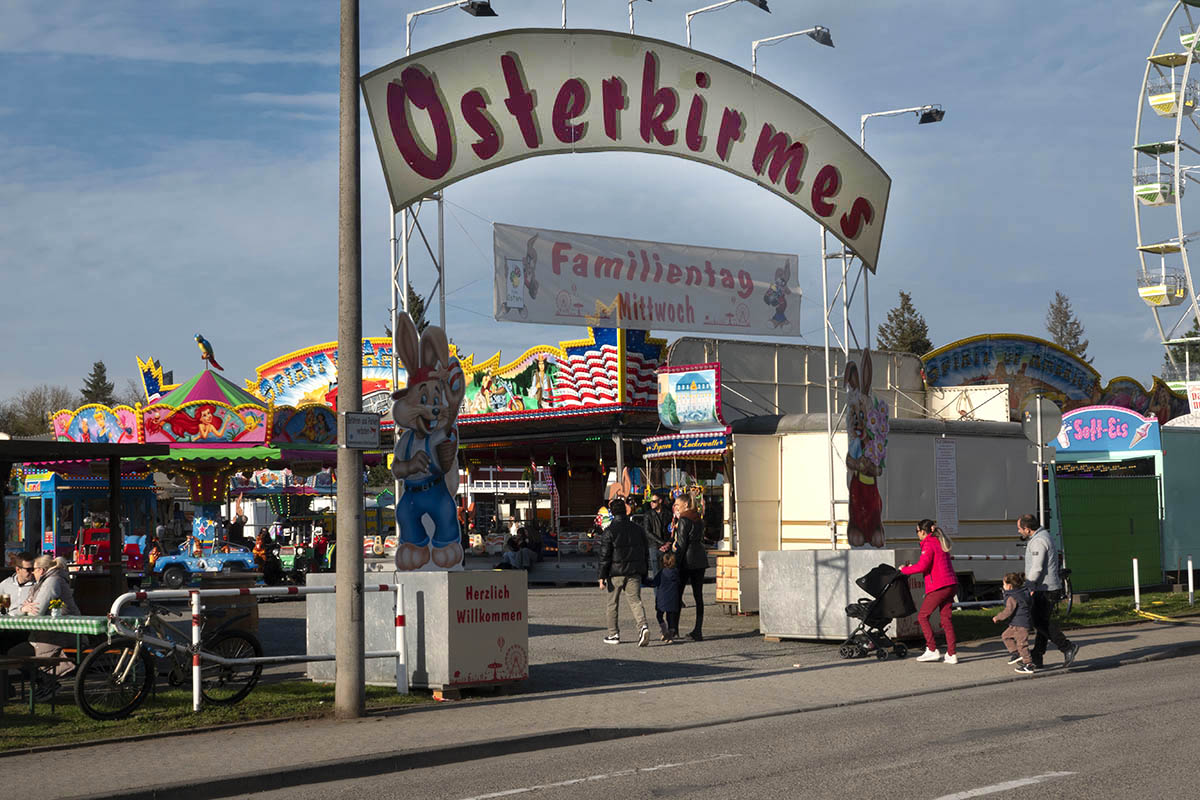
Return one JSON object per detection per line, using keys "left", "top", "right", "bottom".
{"left": 462, "top": 0, "right": 497, "bottom": 17}
{"left": 918, "top": 105, "right": 945, "bottom": 124}
{"left": 807, "top": 26, "right": 833, "bottom": 47}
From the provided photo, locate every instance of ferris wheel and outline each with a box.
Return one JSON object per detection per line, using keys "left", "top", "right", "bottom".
{"left": 1134, "top": 1, "right": 1200, "bottom": 374}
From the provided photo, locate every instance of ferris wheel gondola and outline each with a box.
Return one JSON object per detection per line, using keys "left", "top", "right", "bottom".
{"left": 1134, "top": 2, "right": 1200, "bottom": 373}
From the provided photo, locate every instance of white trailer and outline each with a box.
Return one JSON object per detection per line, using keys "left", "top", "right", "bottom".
{"left": 722, "top": 414, "right": 1035, "bottom": 623}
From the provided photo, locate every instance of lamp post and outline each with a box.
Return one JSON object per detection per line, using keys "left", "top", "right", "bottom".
{"left": 818, "top": 102, "right": 944, "bottom": 551}
{"left": 629, "top": 0, "right": 651, "bottom": 34}
{"left": 336, "top": 0, "right": 365, "bottom": 720}
{"left": 751, "top": 26, "right": 832, "bottom": 74}
{"left": 686, "top": 0, "right": 769, "bottom": 48}
{"left": 854, "top": 104, "right": 944, "bottom": 348}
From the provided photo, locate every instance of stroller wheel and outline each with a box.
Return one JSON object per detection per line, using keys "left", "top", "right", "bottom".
{"left": 838, "top": 643, "right": 859, "bottom": 659}
{"left": 893, "top": 643, "right": 908, "bottom": 659}
{"left": 875, "top": 647, "right": 889, "bottom": 661}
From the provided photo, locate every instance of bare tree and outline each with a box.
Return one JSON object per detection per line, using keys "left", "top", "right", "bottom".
{"left": 0, "top": 384, "right": 79, "bottom": 437}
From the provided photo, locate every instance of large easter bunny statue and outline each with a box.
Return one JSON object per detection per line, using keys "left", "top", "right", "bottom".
{"left": 390, "top": 313, "right": 467, "bottom": 570}
{"left": 844, "top": 350, "right": 889, "bottom": 548}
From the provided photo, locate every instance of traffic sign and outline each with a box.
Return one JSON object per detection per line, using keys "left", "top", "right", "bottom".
{"left": 341, "top": 412, "right": 381, "bottom": 450}
{"left": 1021, "top": 396, "right": 1062, "bottom": 446}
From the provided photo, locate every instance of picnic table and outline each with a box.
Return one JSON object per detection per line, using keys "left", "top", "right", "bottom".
{"left": 0, "top": 614, "right": 116, "bottom": 637}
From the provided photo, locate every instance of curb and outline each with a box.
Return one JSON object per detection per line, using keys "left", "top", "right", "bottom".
{"left": 66, "top": 640, "right": 1200, "bottom": 800}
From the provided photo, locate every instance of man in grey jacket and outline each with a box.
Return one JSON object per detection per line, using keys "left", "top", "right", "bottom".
{"left": 1017, "top": 514, "right": 1079, "bottom": 669}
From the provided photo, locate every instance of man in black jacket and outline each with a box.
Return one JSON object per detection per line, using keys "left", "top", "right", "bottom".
{"left": 598, "top": 498, "right": 650, "bottom": 647}
{"left": 643, "top": 493, "right": 672, "bottom": 580}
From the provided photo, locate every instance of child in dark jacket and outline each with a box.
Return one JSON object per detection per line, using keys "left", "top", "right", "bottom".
{"left": 993, "top": 572, "right": 1035, "bottom": 674}
{"left": 649, "top": 551, "right": 682, "bottom": 642}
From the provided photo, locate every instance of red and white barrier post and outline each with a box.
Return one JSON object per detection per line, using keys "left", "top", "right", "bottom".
{"left": 1133, "top": 557, "right": 1141, "bottom": 611}
{"left": 395, "top": 586, "right": 408, "bottom": 694}
{"left": 191, "top": 590, "right": 203, "bottom": 712}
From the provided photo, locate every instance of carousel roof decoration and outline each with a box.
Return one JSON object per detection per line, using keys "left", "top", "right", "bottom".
{"left": 922, "top": 333, "right": 1191, "bottom": 425}
{"left": 457, "top": 327, "right": 666, "bottom": 425}
{"left": 241, "top": 327, "right": 666, "bottom": 429}
{"left": 140, "top": 368, "right": 271, "bottom": 448}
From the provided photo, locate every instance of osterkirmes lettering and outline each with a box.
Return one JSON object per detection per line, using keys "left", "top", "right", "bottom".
{"left": 382, "top": 49, "right": 877, "bottom": 249}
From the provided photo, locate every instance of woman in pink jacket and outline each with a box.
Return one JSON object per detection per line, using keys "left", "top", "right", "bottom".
{"left": 900, "top": 518, "right": 958, "bottom": 664}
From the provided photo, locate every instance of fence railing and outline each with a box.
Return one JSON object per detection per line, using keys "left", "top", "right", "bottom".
{"left": 109, "top": 583, "right": 406, "bottom": 712}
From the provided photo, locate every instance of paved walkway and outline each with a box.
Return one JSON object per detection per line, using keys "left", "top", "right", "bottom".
{"left": 7, "top": 592, "right": 1200, "bottom": 800}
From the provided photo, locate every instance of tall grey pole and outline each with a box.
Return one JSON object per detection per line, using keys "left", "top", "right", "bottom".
{"left": 336, "top": 0, "right": 365, "bottom": 720}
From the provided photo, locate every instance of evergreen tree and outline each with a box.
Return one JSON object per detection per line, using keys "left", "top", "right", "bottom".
{"left": 407, "top": 284, "right": 429, "bottom": 334}
{"left": 80, "top": 361, "right": 115, "bottom": 405}
{"left": 1045, "top": 291, "right": 1092, "bottom": 363}
{"left": 384, "top": 284, "right": 429, "bottom": 336}
{"left": 876, "top": 291, "right": 932, "bottom": 356}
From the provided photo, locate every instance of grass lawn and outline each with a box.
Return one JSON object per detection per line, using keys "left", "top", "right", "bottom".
{"left": 950, "top": 590, "right": 1200, "bottom": 644}
{"left": 0, "top": 681, "right": 428, "bottom": 754}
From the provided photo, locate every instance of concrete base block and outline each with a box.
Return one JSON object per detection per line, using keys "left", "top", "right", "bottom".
{"left": 759, "top": 548, "right": 922, "bottom": 641}
{"left": 307, "top": 570, "right": 528, "bottom": 690}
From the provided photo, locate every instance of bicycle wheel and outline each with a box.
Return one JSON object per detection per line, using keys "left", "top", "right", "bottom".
{"left": 200, "top": 630, "right": 263, "bottom": 705}
{"left": 74, "top": 637, "right": 156, "bottom": 721}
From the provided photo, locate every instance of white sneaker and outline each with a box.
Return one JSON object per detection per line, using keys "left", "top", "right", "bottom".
{"left": 943, "top": 653, "right": 958, "bottom": 665}
{"left": 916, "top": 648, "right": 942, "bottom": 662}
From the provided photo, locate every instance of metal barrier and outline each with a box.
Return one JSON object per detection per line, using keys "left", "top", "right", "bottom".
{"left": 109, "top": 583, "right": 407, "bottom": 712}
{"left": 950, "top": 554, "right": 1022, "bottom": 561}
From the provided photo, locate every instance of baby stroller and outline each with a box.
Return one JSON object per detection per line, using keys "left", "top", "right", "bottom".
{"left": 839, "top": 563, "right": 917, "bottom": 660}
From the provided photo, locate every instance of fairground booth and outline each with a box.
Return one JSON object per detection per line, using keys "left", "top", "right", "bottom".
{"left": 1048, "top": 405, "right": 1200, "bottom": 592}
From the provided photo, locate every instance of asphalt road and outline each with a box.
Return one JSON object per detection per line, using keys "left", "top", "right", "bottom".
{"left": 243, "top": 652, "right": 1200, "bottom": 800}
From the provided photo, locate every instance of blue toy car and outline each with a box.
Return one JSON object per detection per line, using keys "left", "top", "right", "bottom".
{"left": 154, "top": 538, "right": 256, "bottom": 589}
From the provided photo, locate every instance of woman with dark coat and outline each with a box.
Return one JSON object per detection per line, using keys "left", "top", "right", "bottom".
{"left": 672, "top": 494, "right": 707, "bottom": 642}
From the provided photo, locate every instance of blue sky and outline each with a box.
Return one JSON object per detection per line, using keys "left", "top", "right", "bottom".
{"left": 0, "top": 0, "right": 1177, "bottom": 403}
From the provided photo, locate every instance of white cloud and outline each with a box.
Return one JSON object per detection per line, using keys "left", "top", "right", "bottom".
{"left": 235, "top": 93, "right": 339, "bottom": 110}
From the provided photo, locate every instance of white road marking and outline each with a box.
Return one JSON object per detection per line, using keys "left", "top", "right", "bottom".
{"left": 453, "top": 754, "right": 741, "bottom": 800}
{"left": 931, "top": 771, "right": 1077, "bottom": 799}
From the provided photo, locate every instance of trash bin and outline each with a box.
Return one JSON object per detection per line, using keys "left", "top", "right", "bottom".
{"left": 197, "top": 572, "right": 260, "bottom": 634}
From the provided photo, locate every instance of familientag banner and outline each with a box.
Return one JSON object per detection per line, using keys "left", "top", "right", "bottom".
{"left": 494, "top": 223, "right": 801, "bottom": 336}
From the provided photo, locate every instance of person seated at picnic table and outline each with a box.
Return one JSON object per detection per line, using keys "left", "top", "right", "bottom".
{"left": 0, "top": 551, "right": 37, "bottom": 655}
{"left": 18, "top": 555, "right": 82, "bottom": 680}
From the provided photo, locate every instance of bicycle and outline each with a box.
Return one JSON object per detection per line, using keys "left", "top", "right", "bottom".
{"left": 72, "top": 601, "right": 263, "bottom": 721}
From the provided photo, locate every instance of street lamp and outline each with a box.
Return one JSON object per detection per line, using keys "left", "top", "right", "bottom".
{"left": 629, "top": 0, "right": 652, "bottom": 35}
{"left": 859, "top": 104, "right": 945, "bottom": 147}
{"left": 751, "top": 26, "right": 832, "bottom": 74}
{"left": 686, "top": 0, "right": 769, "bottom": 48}
{"left": 406, "top": 1, "right": 496, "bottom": 54}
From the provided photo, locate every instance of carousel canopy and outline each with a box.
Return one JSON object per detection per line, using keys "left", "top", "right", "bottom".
{"left": 149, "top": 369, "right": 266, "bottom": 409}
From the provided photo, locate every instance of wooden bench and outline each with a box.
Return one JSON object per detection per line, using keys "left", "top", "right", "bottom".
{"left": 0, "top": 655, "right": 70, "bottom": 715}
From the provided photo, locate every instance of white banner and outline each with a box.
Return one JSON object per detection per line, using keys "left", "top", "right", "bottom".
{"left": 361, "top": 30, "right": 890, "bottom": 270}
{"left": 494, "top": 223, "right": 801, "bottom": 336}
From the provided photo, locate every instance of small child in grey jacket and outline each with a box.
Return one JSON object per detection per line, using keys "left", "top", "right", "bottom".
{"left": 993, "top": 572, "right": 1035, "bottom": 674}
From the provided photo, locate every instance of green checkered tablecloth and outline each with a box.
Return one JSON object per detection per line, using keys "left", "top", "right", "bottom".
{"left": 0, "top": 615, "right": 116, "bottom": 636}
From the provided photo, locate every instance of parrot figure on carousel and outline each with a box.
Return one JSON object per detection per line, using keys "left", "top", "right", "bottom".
{"left": 195, "top": 333, "right": 224, "bottom": 371}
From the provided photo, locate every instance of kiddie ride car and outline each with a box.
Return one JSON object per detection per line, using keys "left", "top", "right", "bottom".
{"left": 153, "top": 537, "right": 256, "bottom": 589}
{"left": 72, "top": 527, "right": 145, "bottom": 573}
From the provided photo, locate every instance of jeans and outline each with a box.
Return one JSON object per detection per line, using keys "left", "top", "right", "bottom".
{"left": 1030, "top": 589, "right": 1072, "bottom": 665}
{"left": 647, "top": 545, "right": 660, "bottom": 580}
{"left": 679, "top": 567, "right": 705, "bottom": 635}
{"left": 605, "top": 575, "right": 648, "bottom": 636}
{"left": 916, "top": 583, "right": 957, "bottom": 655}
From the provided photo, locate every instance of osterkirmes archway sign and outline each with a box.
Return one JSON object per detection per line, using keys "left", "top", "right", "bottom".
{"left": 361, "top": 28, "right": 891, "bottom": 272}
{"left": 337, "top": 28, "right": 895, "bottom": 695}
